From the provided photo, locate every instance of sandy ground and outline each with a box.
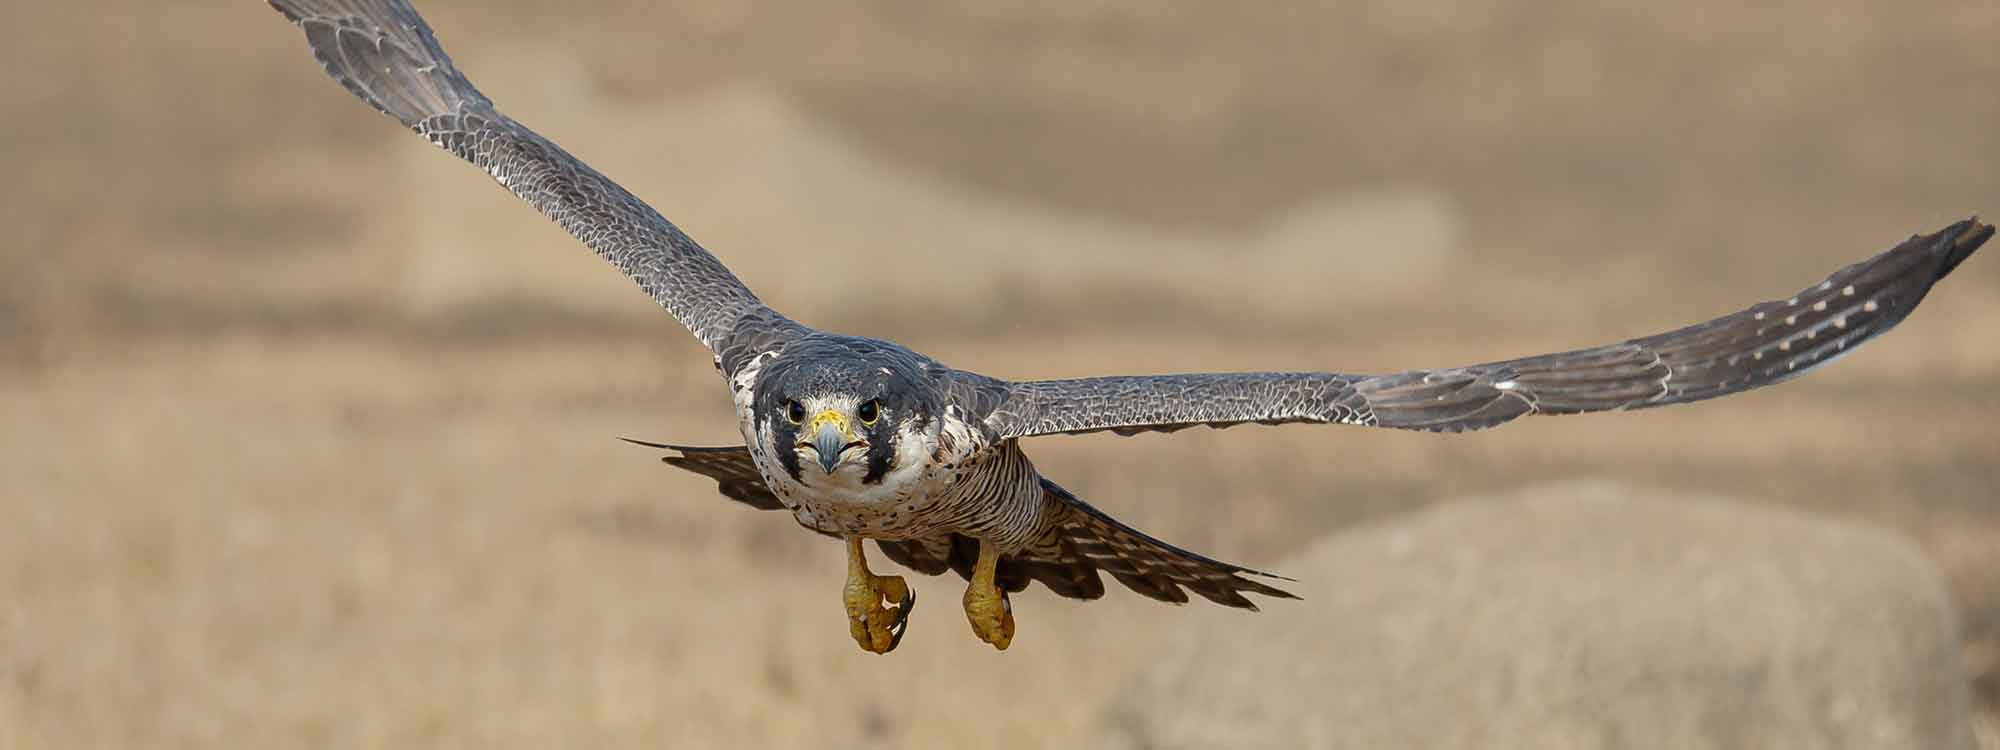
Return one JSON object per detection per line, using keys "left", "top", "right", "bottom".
{"left": 3, "top": 1, "right": 1997, "bottom": 747}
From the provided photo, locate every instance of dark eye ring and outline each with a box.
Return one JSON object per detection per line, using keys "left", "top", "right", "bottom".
{"left": 785, "top": 400, "right": 806, "bottom": 424}
{"left": 857, "top": 399, "right": 880, "bottom": 425}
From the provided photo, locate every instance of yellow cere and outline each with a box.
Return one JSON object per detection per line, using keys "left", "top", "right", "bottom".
{"left": 806, "top": 409, "right": 857, "bottom": 439}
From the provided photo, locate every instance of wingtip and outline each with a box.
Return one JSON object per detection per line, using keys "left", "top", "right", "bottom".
{"left": 1233, "top": 572, "right": 1303, "bottom": 603}
{"left": 617, "top": 436, "right": 676, "bottom": 450}
{"left": 1936, "top": 215, "right": 1991, "bottom": 277}
{"left": 1249, "top": 568, "right": 1299, "bottom": 583}
{"left": 267, "top": 0, "right": 298, "bottom": 21}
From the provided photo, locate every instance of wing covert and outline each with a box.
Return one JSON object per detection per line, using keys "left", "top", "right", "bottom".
{"left": 986, "top": 218, "right": 1990, "bottom": 439}
{"left": 270, "top": 0, "right": 782, "bottom": 353}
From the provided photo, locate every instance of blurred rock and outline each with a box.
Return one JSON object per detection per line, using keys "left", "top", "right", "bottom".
{"left": 1101, "top": 481, "right": 1974, "bottom": 750}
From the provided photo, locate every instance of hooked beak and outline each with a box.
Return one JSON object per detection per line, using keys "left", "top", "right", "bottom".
{"left": 801, "top": 410, "right": 861, "bottom": 474}
{"left": 813, "top": 425, "right": 847, "bottom": 474}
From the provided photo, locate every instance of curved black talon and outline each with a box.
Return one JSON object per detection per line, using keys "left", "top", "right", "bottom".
{"left": 885, "top": 586, "right": 916, "bottom": 651}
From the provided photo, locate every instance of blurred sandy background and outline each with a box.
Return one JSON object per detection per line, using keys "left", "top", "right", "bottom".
{"left": 3, "top": 1, "right": 1998, "bottom": 747}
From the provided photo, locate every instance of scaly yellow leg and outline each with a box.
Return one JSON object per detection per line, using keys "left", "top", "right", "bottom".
{"left": 842, "top": 538, "right": 914, "bottom": 654}
{"left": 962, "top": 539, "right": 1015, "bottom": 650}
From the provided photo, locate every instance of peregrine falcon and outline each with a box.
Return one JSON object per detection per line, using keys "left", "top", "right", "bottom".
{"left": 270, "top": 0, "right": 1991, "bottom": 653}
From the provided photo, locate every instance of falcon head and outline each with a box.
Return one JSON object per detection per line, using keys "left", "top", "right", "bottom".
{"left": 751, "top": 339, "right": 938, "bottom": 484}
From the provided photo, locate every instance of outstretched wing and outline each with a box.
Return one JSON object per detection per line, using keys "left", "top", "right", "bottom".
{"left": 623, "top": 439, "right": 790, "bottom": 512}
{"left": 269, "top": 0, "right": 783, "bottom": 353}
{"left": 878, "top": 480, "right": 1295, "bottom": 608}
{"left": 985, "top": 218, "right": 1991, "bottom": 438}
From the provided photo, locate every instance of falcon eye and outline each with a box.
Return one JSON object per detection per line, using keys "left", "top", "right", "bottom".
{"left": 785, "top": 400, "right": 806, "bottom": 424}
{"left": 857, "top": 399, "right": 880, "bottom": 425}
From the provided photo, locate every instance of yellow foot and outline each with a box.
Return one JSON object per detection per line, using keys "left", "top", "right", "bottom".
{"left": 962, "top": 582, "right": 1014, "bottom": 650}
{"left": 843, "top": 538, "right": 915, "bottom": 654}
{"left": 962, "top": 539, "right": 1015, "bottom": 651}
